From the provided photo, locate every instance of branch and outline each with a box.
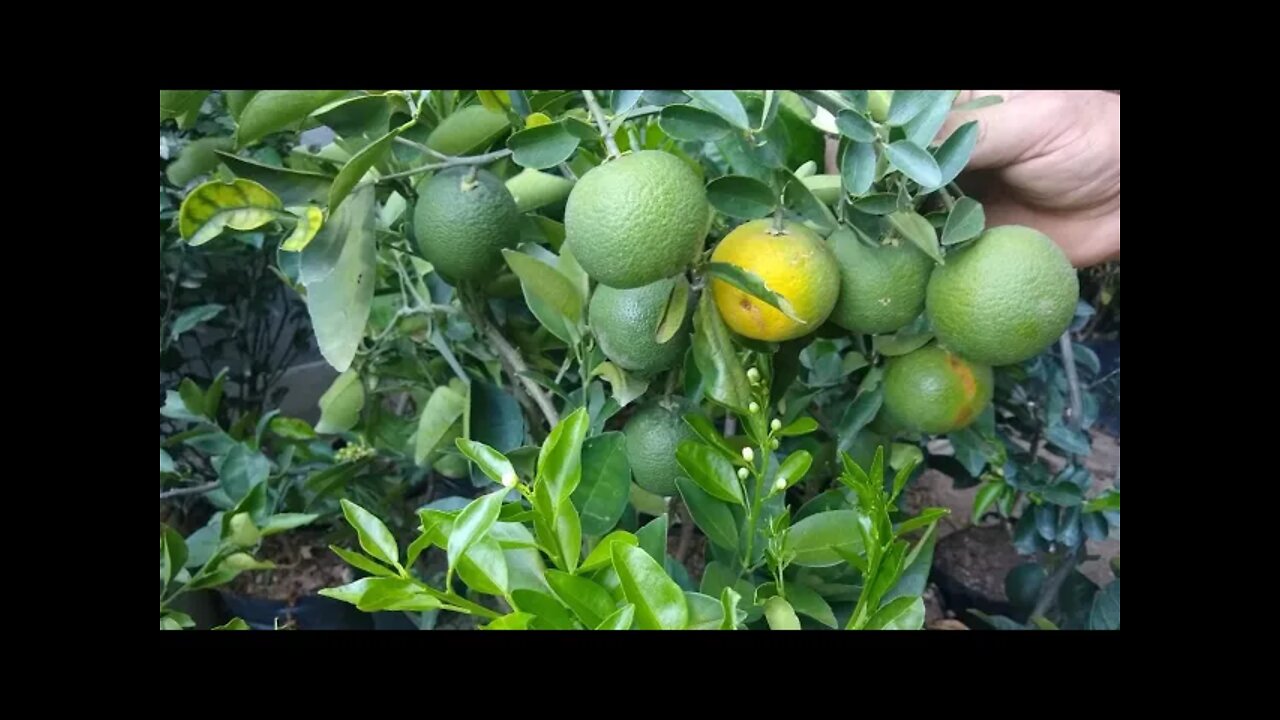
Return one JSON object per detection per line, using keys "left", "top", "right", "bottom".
{"left": 582, "top": 90, "right": 621, "bottom": 159}
{"left": 160, "top": 481, "right": 219, "bottom": 501}
{"left": 378, "top": 148, "right": 513, "bottom": 182}
{"left": 460, "top": 290, "right": 560, "bottom": 429}
{"left": 1058, "top": 333, "right": 1084, "bottom": 435}
{"left": 1030, "top": 544, "right": 1084, "bottom": 621}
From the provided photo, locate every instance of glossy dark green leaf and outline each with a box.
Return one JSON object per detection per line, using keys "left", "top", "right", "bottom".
{"left": 611, "top": 90, "right": 644, "bottom": 115}
{"left": 340, "top": 499, "right": 398, "bottom": 567}
{"left": 507, "top": 122, "right": 581, "bottom": 170}
{"left": 784, "top": 583, "right": 837, "bottom": 628}
{"left": 538, "top": 406, "right": 590, "bottom": 510}
{"left": 692, "top": 293, "right": 752, "bottom": 413}
{"left": 904, "top": 91, "right": 958, "bottom": 147}
{"left": 546, "top": 570, "right": 615, "bottom": 628}
{"left": 764, "top": 596, "right": 802, "bottom": 630}
{"left": 835, "top": 110, "right": 877, "bottom": 143}
{"left": 887, "top": 210, "right": 943, "bottom": 264}
{"left": 330, "top": 545, "right": 397, "bottom": 578}
{"left": 865, "top": 596, "right": 925, "bottom": 629}
{"left": 581, "top": 531, "right": 640, "bottom": 573}
{"left": 510, "top": 589, "right": 575, "bottom": 629}
{"left": 930, "top": 121, "right": 979, "bottom": 190}
{"left": 706, "top": 175, "right": 776, "bottom": 219}
{"left": 1082, "top": 511, "right": 1110, "bottom": 541}
{"left": 676, "top": 476, "right": 740, "bottom": 551}
{"left": 784, "top": 510, "right": 868, "bottom": 567}
{"left": 596, "top": 603, "right": 636, "bottom": 630}
{"left": 315, "top": 93, "right": 392, "bottom": 139}
{"left": 1088, "top": 580, "right": 1120, "bottom": 630}
{"left": 1035, "top": 504, "right": 1058, "bottom": 541}
{"left": 456, "top": 439, "right": 517, "bottom": 488}
{"left": 217, "top": 444, "right": 269, "bottom": 500}
{"left": 571, "top": 432, "right": 632, "bottom": 537}
{"left": 1058, "top": 571, "right": 1100, "bottom": 629}
{"left": 685, "top": 90, "right": 750, "bottom": 130}
{"left": 469, "top": 380, "right": 526, "bottom": 465}
{"left": 235, "top": 90, "right": 349, "bottom": 147}
{"left": 884, "top": 91, "right": 933, "bottom": 127}
{"left": 676, "top": 441, "right": 746, "bottom": 506}
{"left": 635, "top": 514, "right": 668, "bottom": 564}
{"left": 873, "top": 327, "right": 935, "bottom": 357}
{"left": 706, "top": 261, "right": 803, "bottom": 321}
{"left": 841, "top": 141, "right": 876, "bottom": 196}
{"left": 217, "top": 152, "right": 332, "bottom": 206}
{"left": 1057, "top": 506, "right": 1083, "bottom": 548}
{"left": 659, "top": 105, "right": 732, "bottom": 141}
{"left": 836, "top": 387, "right": 884, "bottom": 454}
{"left": 1047, "top": 424, "right": 1091, "bottom": 456}
{"left": 777, "top": 417, "right": 819, "bottom": 437}
{"left": 1043, "top": 481, "right": 1085, "bottom": 506}
{"left": 611, "top": 543, "right": 688, "bottom": 629}
{"left": 774, "top": 450, "right": 813, "bottom": 493}
{"left": 683, "top": 414, "right": 741, "bottom": 465}
{"left": 885, "top": 141, "right": 942, "bottom": 188}
{"left": 942, "top": 197, "right": 985, "bottom": 246}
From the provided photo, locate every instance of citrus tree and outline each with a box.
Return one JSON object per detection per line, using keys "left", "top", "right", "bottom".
{"left": 159, "top": 89, "right": 1119, "bottom": 630}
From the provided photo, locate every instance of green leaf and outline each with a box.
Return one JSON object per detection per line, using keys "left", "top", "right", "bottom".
{"left": 784, "top": 583, "right": 838, "bottom": 628}
{"left": 705, "top": 175, "right": 777, "bottom": 219}
{"left": 887, "top": 210, "right": 943, "bottom": 264}
{"left": 835, "top": 109, "right": 878, "bottom": 142}
{"left": 303, "top": 183, "right": 378, "bottom": 372}
{"left": 314, "top": 369, "right": 364, "bottom": 434}
{"left": 610, "top": 90, "right": 644, "bottom": 115}
{"left": 212, "top": 618, "right": 250, "bottom": 630}
{"left": 773, "top": 450, "right": 813, "bottom": 493}
{"left": 340, "top": 498, "right": 399, "bottom": 567}
{"left": 166, "top": 137, "right": 235, "bottom": 187}
{"left": 895, "top": 508, "right": 948, "bottom": 537}
{"left": 658, "top": 105, "right": 732, "bottom": 141}
{"left": 217, "top": 444, "right": 270, "bottom": 500}
{"left": 507, "top": 122, "right": 581, "bottom": 170}
{"left": 572, "top": 432, "right": 632, "bottom": 536}
{"left": 973, "top": 481, "right": 1005, "bottom": 524}
{"left": 784, "top": 509, "right": 868, "bottom": 567}
{"left": 1043, "top": 481, "right": 1085, "bottom": 506}
{"left": 160, "top": 448, "right": 176, "bottom": 474}
{"left": 178, "top": 178, "right": 284, "bottom": 246}
{"left": 538, "top": 406, "right": 590, "bottom": 510}
{"left": 777, "top": 417, "right": 819, "bottom": 437}
{"left": 676, "top": 441, "right": 746, "bottom": 506}
{"left": 1006, "top": 563, "right": 1045, "bottom": 611}
{"left": 160, "top": 90, "right": 209, "bottom": 123}
{"left": 683, "top": 591, "right": 726, "bottom": 629}
{"left": 675, "top": 476, "right": 740, "bottom": 551}
{"left": 511, "top": 589, "right": 575, "bottom": 629}
{"left": 682, "top": 413, "right": 742, "bottom": 464}
{"left": 1084, "top": 491, "right": 1120, "bottom": 513}
{"left": 865, "top": 596, "right": 925, "bottom": 629}
{"left": 549, "top": 496, "right": 583, "bottom": 574}
{"left": 456, "top": 438, "right": 517, "bottom": 488}
{"left": 654, "top": 275, "right": 692, "bottom": 346}
{"left": 280, "top": 206, "right": 325, "bottom": 252}
{"left": 260, "top": 513, "right": 318, "bottom": 536}
{"left": 685, "top": 90, "right": 750, "bottom": 130}
{"left": 884, "top": 525, "right": 938, "bottom": 603}
{"left": 329, "top": 123, "right": 406, "bottom": 213}
{"left": 930, "top": 121, "right": 978, "bottom": 190}
{"left": 169, "top": 304, "right": 224, "bottom": 342}
{"left": 235, "top": 90, "right": 349, "bottom": 147}
{"left": 903, "top": 91, "right": 958, "bottom": 147}
{"left": 596, "top": 603, "right": 635, "bottom": 630}
{"left": 885, "top": 91, "right": 934, "bottom": 127}
{"left": 764, "top": 596, "right": 802, "bottom": 630}
{"left": 1088, "top": 580, "right": 1120, "bottom": 630}
{"left": 706, "top": 261, "right": 804, "bottom": 322}
{"left": 485, "top": 612, "right": 535, "bottom": 630}
{"left": 782, "top": 171, "right": 838, "bottom": 232}
{"left": 330, "top": 545, "right": 397, "bottom": 578}
{"left": 635, "top": 514, "right": 668, "bottom": 564}
{"left": 502, "top": 248, "right": 583, "bottom": 344}
{"left": 885, "top": 142, "right": 942, "bottom": 189}
{"left": 580, "top": 530, "right": 639, "bottom": 573}
{"left": 719, "top": 587, "right": 744, "bottom": 629}
{"left": 448, "top": 488, "right": 507, "bottom": 579}
{"left": 216, "top": 151, "right": 332, "bottom": 206}
{"left": 414, "top": 385, "right": 468, "bottom": 466}
{"left": 315, "top": 93, "right": 393, "bottom": 139}
{"left": 1047, "top": 424, "right": 1091, "bottom": 456}
{"left": 611, "top": 543, "right": 688, "bottom": 630}
{"left": 592, "top": 362, "right": 650, "bottom": 409}
{"left": 836, "top": 387, "right": 884, "bottom": 454}
{"left": 851, "top": 193, "right": 898, "bottom": 215}
{"left": 547, "top": 570, "right": 616, "bottom": 628}
{"left": 692, "top": 293, "right": 752, "bottom": 413}
{"left": 161, "top": 525, "right": 187, "bottom": 586}
{"left": 942, "top": 197, "right": 985, "bottom": 246}
{"left": 841, "top": 141, "right": 876, "bottom": 196}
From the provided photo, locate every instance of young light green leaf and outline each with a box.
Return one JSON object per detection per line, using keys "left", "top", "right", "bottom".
{"left": 885, "top": 91, "right": 935, "bottom": 127}
{"left": 706, "top": 175, "right": 777, "bottom": 219}
{"left": 213, "top": 618, "right": 250, "bottom": 630}
{"left": 865, "top": 596, "right": 925, "bottom": 630}
{"left": 611, "top": 543, "right": 689, "bottom": 630}
{"left": 904, "top": 91, "right": 958, "bottom": 147}
{"left": 484, "top": 612, "right": 535, "bottom": 630}
{"left": 682, "top": 413, "right": 744, "bottom": 465}
{"left": 692, "top": 292, "right": 752, "bottom": 413}
{"left": 801, "top": 174, "right": 841, "bottom": 204}
{"left": 261, "top": 513, "right": 319, "bottom": 536}
{"left": 340, "top": 499, "right": 399, "bottom": 567}
{"left": 538, "top": 406, "right": 590, "bottom": 510}
{"left": 178, "top": 178, "right": 284, "bottom": 246}
{"left": 235, "top": 90, "right": 349, "bottom": 147}
{"left": 720, "top": 587, "right": 744, "bottom": 629}
{"left": 329, "top": 545, "right": 397, "bottom": 578}
{"left": 161, "top": 526, "right": 187, "bottom": 586}
{"left": 835, "top": 110, "right": 877, "bottom": 143}
{"left": 659, "top": 105, "right": 732, "bottom": 141}
{"left": 683, "top": 591, "right": 726, "bottom": 629}
{"left": 676, "top": 441, "right": 746, "bottom": 506}
{"left": 841, "top": 141, "right": 876, "bottom": 196}
{"left": 580, "top": 530, "right": 640, "bottom": 573}
{"left": 706, "top": 262, "right": 804, "bottom": 322}
{"left": 887, "top": 210, "right": 944, "bottom": 265}
{"left": 547, "top": 570, "right": 616, "bottom": 628}
{"left": 329, "top": 123, "right": 406, "bottom": 213}
{"left": 414, "top": 385, "right": 468, "bottom": 466}
{"left": 572, "top": 432, "right": 632, "bottom": 536}
{"left": 773, "top": 450, "right": 814, "bottom": 493}
{"left": 447, "top": 488, "right": 507, "bottom": 578}
{"left": 592, "top": 362, "right": 651, "bottom": 409}
{"left": 458, "top": 536, "right": 511, "bottom": 597}
{"left": 507, "top": 122, "right": 581, "bottom": 170}
{"left": 885, "top": 141, "right": 942, "bottom": 188}
{"left": 930, "top": 121, "right": 979, "bottom": 190}
{"left": 764, "top": 596, "right": 802, "bottom": 630}
{"left": 502, "top": 248, "right": 583, "bottom": 344}
{"left": 896, "top": 508, "right": 949, "bottom": 536}
{"left": 552, "top": 497, "right": 583, "bottom": 574}
{"left": 685, "top": 90, "right": 750, "bottom": 130}
{"left": 596, "top": 603, "right": 636, "bottom": 630}
{"left": 784, "top": 583, "right": 838, "bottom": 628}
{"left": 973, "top": 481, "right": 1006, "bottom": 524}
{"left": 160, "top": 90, "right": 209, "bottom": 123}
{"left": 303, "top": 183, "right": 377, "bottom": 372}
{"left": 675, "top": 476, "right": 741, "bottom": 551}
{"left": 314, "top": 369, "right": 364, "bottom": 434}
{"left": 942, "top": 197, "right": 985, "bottom": 246}
{"left": 455, "top": 438, "right": 517, "bottom": 488}
{"left": 784, "top": 509, "right": 868, "bottom": 567}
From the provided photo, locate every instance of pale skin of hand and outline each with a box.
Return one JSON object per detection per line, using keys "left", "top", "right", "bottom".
{"left": 825, "top": 90, "right": 1120, "bottom": 268}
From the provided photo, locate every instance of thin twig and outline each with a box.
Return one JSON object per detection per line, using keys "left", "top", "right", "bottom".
{"left": 394, "top": 136, "right": 451, "bottom": 161}
{"left": 378, "top": 148, "right": 513, "bottom": 182}
{"left": 461, "top": 289, "right": 560, "bottom": 428}
{"left": 1030, "top": 544, "right": 1084, "bottom": 621}
{"left": 160, "top": 481, "right": 220, "bottom": 501}
{"left": 792, "top": 90, "right": 854, "bottom": 115}
{"left": 674, "top": 499, "right": 695, "bottom": 564}
{"left": 582, "top": 90, "right": 620, "bottom": 159}
{"left": 1059, "top": 333, "right": 1084, "bottom": 434}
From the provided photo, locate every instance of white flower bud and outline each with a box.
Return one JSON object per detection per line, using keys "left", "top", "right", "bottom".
{"left": 742, "top": 446, "right": 754, "bottom": 463}
{"left": 501, "top": 471, "right": 519, "bottom": 489}
{"left": 774, "top": 477, "right": 787, "bottom": 492}
{"left": 749, "top": 401, "right": 761, "bottom": 414}
{"left": 737, "top": 467, "right": 749, "bottom": 481}
{"left": 770, "top": 438, "right": 780, "bottom": 450}
{"left": 771, "top": 418, "right": 782, "bottom": 432}
{"left": 747, "top": 367, "right": 761, "bottom": 384}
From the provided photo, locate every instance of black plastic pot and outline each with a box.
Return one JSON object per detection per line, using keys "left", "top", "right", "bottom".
{"left": 219, "top": 591, "right": 375, "bottom": 630}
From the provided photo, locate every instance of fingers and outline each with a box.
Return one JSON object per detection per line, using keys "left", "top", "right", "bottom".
{"left": 982, "top": 197, "right": 1120, "bottom": 269}
{"left": 937, "top": 90, "right": 1053, "bottom": 170}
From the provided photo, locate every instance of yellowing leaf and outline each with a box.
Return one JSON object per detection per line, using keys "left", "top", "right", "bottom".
{"left": 477, "top": 90, "right": 512, "bottom": 112}
{"left": 281, "top": 206, "right": 325, "bottom": 252}
{"left": 525, "top": 112, "right": 552, "bottom": 128}
{"left": 179, "top": 179, "right": 283, "bottom": 246}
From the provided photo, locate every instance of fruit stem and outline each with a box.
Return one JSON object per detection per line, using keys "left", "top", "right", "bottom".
{"left": 581, "top": 90, "right": 621, "bottom": 159}
{"left": 770, "top": 206, "right": 785, "bottom": 234}
{"left": 938, "top": 187, "right": 956, "bottom": 212}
